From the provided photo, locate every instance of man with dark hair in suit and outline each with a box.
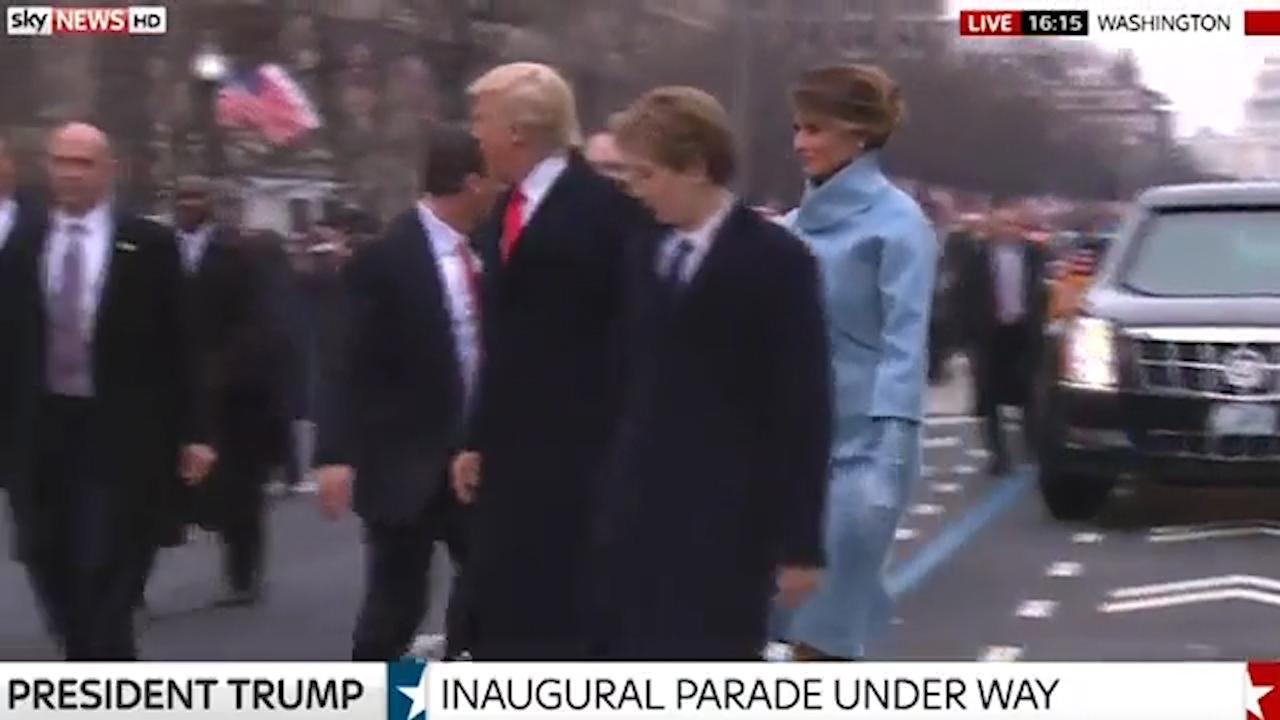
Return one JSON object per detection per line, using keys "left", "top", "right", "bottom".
{"left": 313, "top": 123, "right": 498, "bottom": 660}
{"left": 162, "top": 176, "right": 290, "bottom": 607}
{"left": 957, "top": 194, "right": 1049, "bottom": 476}
{"left": 2, "top": 122, "right": 215, "bottom": 659}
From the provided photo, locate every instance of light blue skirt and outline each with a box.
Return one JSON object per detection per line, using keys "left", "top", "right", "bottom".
{"left": 774, "top": 433, "right": 920, "bottom": 658}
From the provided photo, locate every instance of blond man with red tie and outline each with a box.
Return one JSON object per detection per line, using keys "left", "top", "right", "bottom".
{"left": 449, "top": 62, "right": 649, "bottom": 659}
{"left": 312, "top": 124, "right": 499, "bottom": 660}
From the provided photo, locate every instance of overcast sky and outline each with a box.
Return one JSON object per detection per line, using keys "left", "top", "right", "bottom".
{"left": 948, "top": 0, "right": 1280, "bottom": 136}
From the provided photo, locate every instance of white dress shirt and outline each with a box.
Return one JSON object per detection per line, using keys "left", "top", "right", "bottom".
{"left": 656, "top": 192, "right": 736, "bottom": 285}
{"left": 177, "top": 223, "right": 214, "bottom": 274}
{"left": 992, "top": 241, "right": 1026, "bottom": 325}
{"left": 517, "top": 153, "right": 569, "bottom": 225}
{"left": 417, "top": 203, "right": 482, "bottom": 415}
{"left": 0, "top": 196, "right": 16, "bottom": 252}
{"left": 45, "top": 202, "right": 113, "bottom": 334}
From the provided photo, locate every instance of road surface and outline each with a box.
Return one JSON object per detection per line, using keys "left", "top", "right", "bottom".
{"left": 3, "top": 358, "right": 1279, "bottom": 661}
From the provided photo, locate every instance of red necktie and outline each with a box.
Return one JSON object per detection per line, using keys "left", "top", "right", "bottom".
{"left": 500, "top": 187, "right": 526, "bottom": 263}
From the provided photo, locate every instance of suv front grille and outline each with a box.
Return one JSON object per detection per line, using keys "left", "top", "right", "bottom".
{"left": 1133, "top": 340, "right": 1280, "bottom": 399}
{"left": 1144, "top": 430, "right": 1280, "bottom": 461}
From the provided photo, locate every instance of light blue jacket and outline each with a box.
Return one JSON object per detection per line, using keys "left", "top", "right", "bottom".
{"left": 779, "top": 151, "right": 937, "bottom": 657}
{"left": 786, "top": 152, "right": 936, "bottom": 465}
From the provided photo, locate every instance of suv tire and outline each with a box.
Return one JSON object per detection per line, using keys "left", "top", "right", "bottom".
{"left": 1038, "top": 467, "right": 1113, "bottom": 521}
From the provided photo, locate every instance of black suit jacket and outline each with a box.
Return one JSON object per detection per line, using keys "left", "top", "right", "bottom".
{"left": 185, "top": 226, "right": 289, "bottom": 464}
{"left": 592, "top": 204, "right": 833, "bottom": 658}
{"left": 4, "top": 210, "right": 208, "bottom": 557}
{"left": 459, "top": 151, "right": 650, "bottom": 659}
{"left": 958, "top": 236, "right": 1048, "bottom": 342}
{"left": 315, "top": 209, "right": 467, "bottom": 525}
{"left": 0, "top": 195, "right": 43, "bottom": 480}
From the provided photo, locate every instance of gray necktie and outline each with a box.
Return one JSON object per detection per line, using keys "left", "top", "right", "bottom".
{"left": 663, "top": 237, "right": 695, "bottom": 289}
{"left": 46, "top": 222, "right": 93, "bottom": 397}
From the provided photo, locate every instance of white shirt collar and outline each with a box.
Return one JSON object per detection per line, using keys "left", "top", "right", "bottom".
{"left": 53, "top": 200, "right": 111, "bottom": 237}
{"left": 676, "top": 191, "right": 736, "bottom": 252}
{"left": 417, "top": 201, "right": 468, "bottom": 257}
{"left": 0, "top": 195, "right": 15, "bottom": 251}
{"left": 659, "top": 192, "right": 737, "bottom": 282}
{"left": 517, "top": 152, "right": 569, "bottom": 220}
{"left": 178, "top": 222, "right": 215, "bottom": 269}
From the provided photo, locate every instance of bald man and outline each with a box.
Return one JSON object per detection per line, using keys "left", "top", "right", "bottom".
{"left": 3, "top": 123, "right": 215, "bottom": 659}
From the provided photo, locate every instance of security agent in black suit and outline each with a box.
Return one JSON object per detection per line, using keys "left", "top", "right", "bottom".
{"left": 3, "top": 123, "right": 215, "bottom": 659}
{"left": 0, "top": 138, "right": 41, "bottom": 492}
{"left": 589, "top": 87, "right": 832, "bottom": 659}
{"left": 956, "top": 197, "right": 1048, "bottom": 476}
{"left": 167, "top": 176, "right": 290, "bottom": 606}
{"left": 314, "top": 124, "right": 499, "bottom": 660}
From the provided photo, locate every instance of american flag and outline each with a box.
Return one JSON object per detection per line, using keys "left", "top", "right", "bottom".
{"left": 215, "top": 64, "right": 321, "bottom": 146}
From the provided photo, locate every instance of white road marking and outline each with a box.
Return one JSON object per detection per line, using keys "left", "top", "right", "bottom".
{"left": 1149, "top": 527, "right": 1280, "bottom": 543}
{"left": 1046, "top": 561, "right": 1083, "bottom": 578}
{"left": 966, "top": 448, "right": 991, "bottom": 459}
{"left": 910, "top": 503, "right": 946, "bottom": 517}
{"left": 1072, "top": 532, "right": 1105, "bottom": 545}
{"left": 931, "top": 482, "right": 963, "bottom": 494}
{"left": 1109, "top": 575, "right": 1280, "bottom": 599}
{"left": 924, "top": 436, "right": 962, "bottom": 449}
{"left": 1100, "top": 588, "right": 1280, "bottom": 614}
{"left": 925, "top": 415, "right": 979, "bottom": 427}
{"left": 978, "top": 645, "right": 1024, "bottom": 662}
{"left": 1015, "top": 600, "right": 1058, "bottom": 619}
{"left": 1152, "top": 520, "right": 1280, "bottom": 535}
{"left": 953, "top": 465, "right": 978, "bottom": 475}
{"left": 921, "top": 465, "right": 937, "bottom": 478}
{"left": 894, "top": 527, "right": 920, "bottom": 541}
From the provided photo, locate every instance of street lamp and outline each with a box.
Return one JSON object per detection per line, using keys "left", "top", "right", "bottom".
{"left": 192, "top": 45, "right": 229, "bottom": 83}
{"left": 191, "top": 44, "right": 229, "bottom": 178}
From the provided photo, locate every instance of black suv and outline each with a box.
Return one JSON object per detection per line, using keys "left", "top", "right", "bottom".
{"left": 1039, "top": 182, "right": 1280, "bottom": 520}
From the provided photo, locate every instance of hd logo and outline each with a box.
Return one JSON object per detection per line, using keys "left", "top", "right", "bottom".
{"left": 388, "top": 659, "right": 429, "bottom": 720}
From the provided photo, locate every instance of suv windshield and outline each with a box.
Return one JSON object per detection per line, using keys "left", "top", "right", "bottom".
{"left": 1123, "top": 208, "right": 1280, "bottom": 296}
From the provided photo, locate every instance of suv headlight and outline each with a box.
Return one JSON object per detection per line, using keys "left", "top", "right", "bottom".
{"left": 1063, "top": 316, "right": 1117, "bottom": 390}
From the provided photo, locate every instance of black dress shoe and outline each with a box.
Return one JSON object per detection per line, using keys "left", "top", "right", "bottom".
{"left": 988, "top": 456, "right": 1011, "bottom": 477}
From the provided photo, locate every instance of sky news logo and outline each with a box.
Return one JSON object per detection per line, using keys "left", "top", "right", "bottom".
{"left": 6, "top": 5, "right": 167, "bottom": 36}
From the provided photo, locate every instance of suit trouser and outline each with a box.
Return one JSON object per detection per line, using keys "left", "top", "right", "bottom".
{"left": 136, "top": 450, "right": 270, "bottom": 598}
{"left": 978, "top": 322, "right": 1038, "bottom": 464}
{"left": 24, "top": 396, "right": 140, "bottom": 660}
{"left": 352, "top": 482, "right": 469, "bottom": 660}
{"left": 210, "top": 453, "right": 270, "bottom": 592}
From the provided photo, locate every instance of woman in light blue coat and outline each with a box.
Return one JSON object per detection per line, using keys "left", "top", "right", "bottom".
{"left": 776, "top": 64, "right": 937, "bottom": 660}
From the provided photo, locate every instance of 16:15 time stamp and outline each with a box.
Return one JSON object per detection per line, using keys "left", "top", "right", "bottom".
{"left": 1022, "top": 9, "right": 1089, "bottom": 36}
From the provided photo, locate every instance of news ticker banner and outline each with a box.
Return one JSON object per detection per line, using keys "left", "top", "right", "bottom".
{"left": 959, "top": 6, "right": 1280, "bottom": 37}
{"left": 0, "top": 661, "right": 1278, "bottom": 719}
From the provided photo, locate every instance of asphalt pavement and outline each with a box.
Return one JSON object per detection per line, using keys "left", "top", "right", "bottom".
{"left": 3, "top": 354, "right": 1279, "bottom": 661}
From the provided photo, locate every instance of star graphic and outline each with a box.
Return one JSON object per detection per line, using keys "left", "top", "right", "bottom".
{"left": 1247, "top": 671, "right": 1274, "bottom": 720}
{"left": 397, "top": 666, "right": 429, "bottom": 720}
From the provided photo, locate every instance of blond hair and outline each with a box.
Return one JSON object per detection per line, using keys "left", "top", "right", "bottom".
{"left": 468, "top": 62, "right": 582, "bottom": 150}
{"left": 609, "top": 86, "right": 736, "bottom": 185}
